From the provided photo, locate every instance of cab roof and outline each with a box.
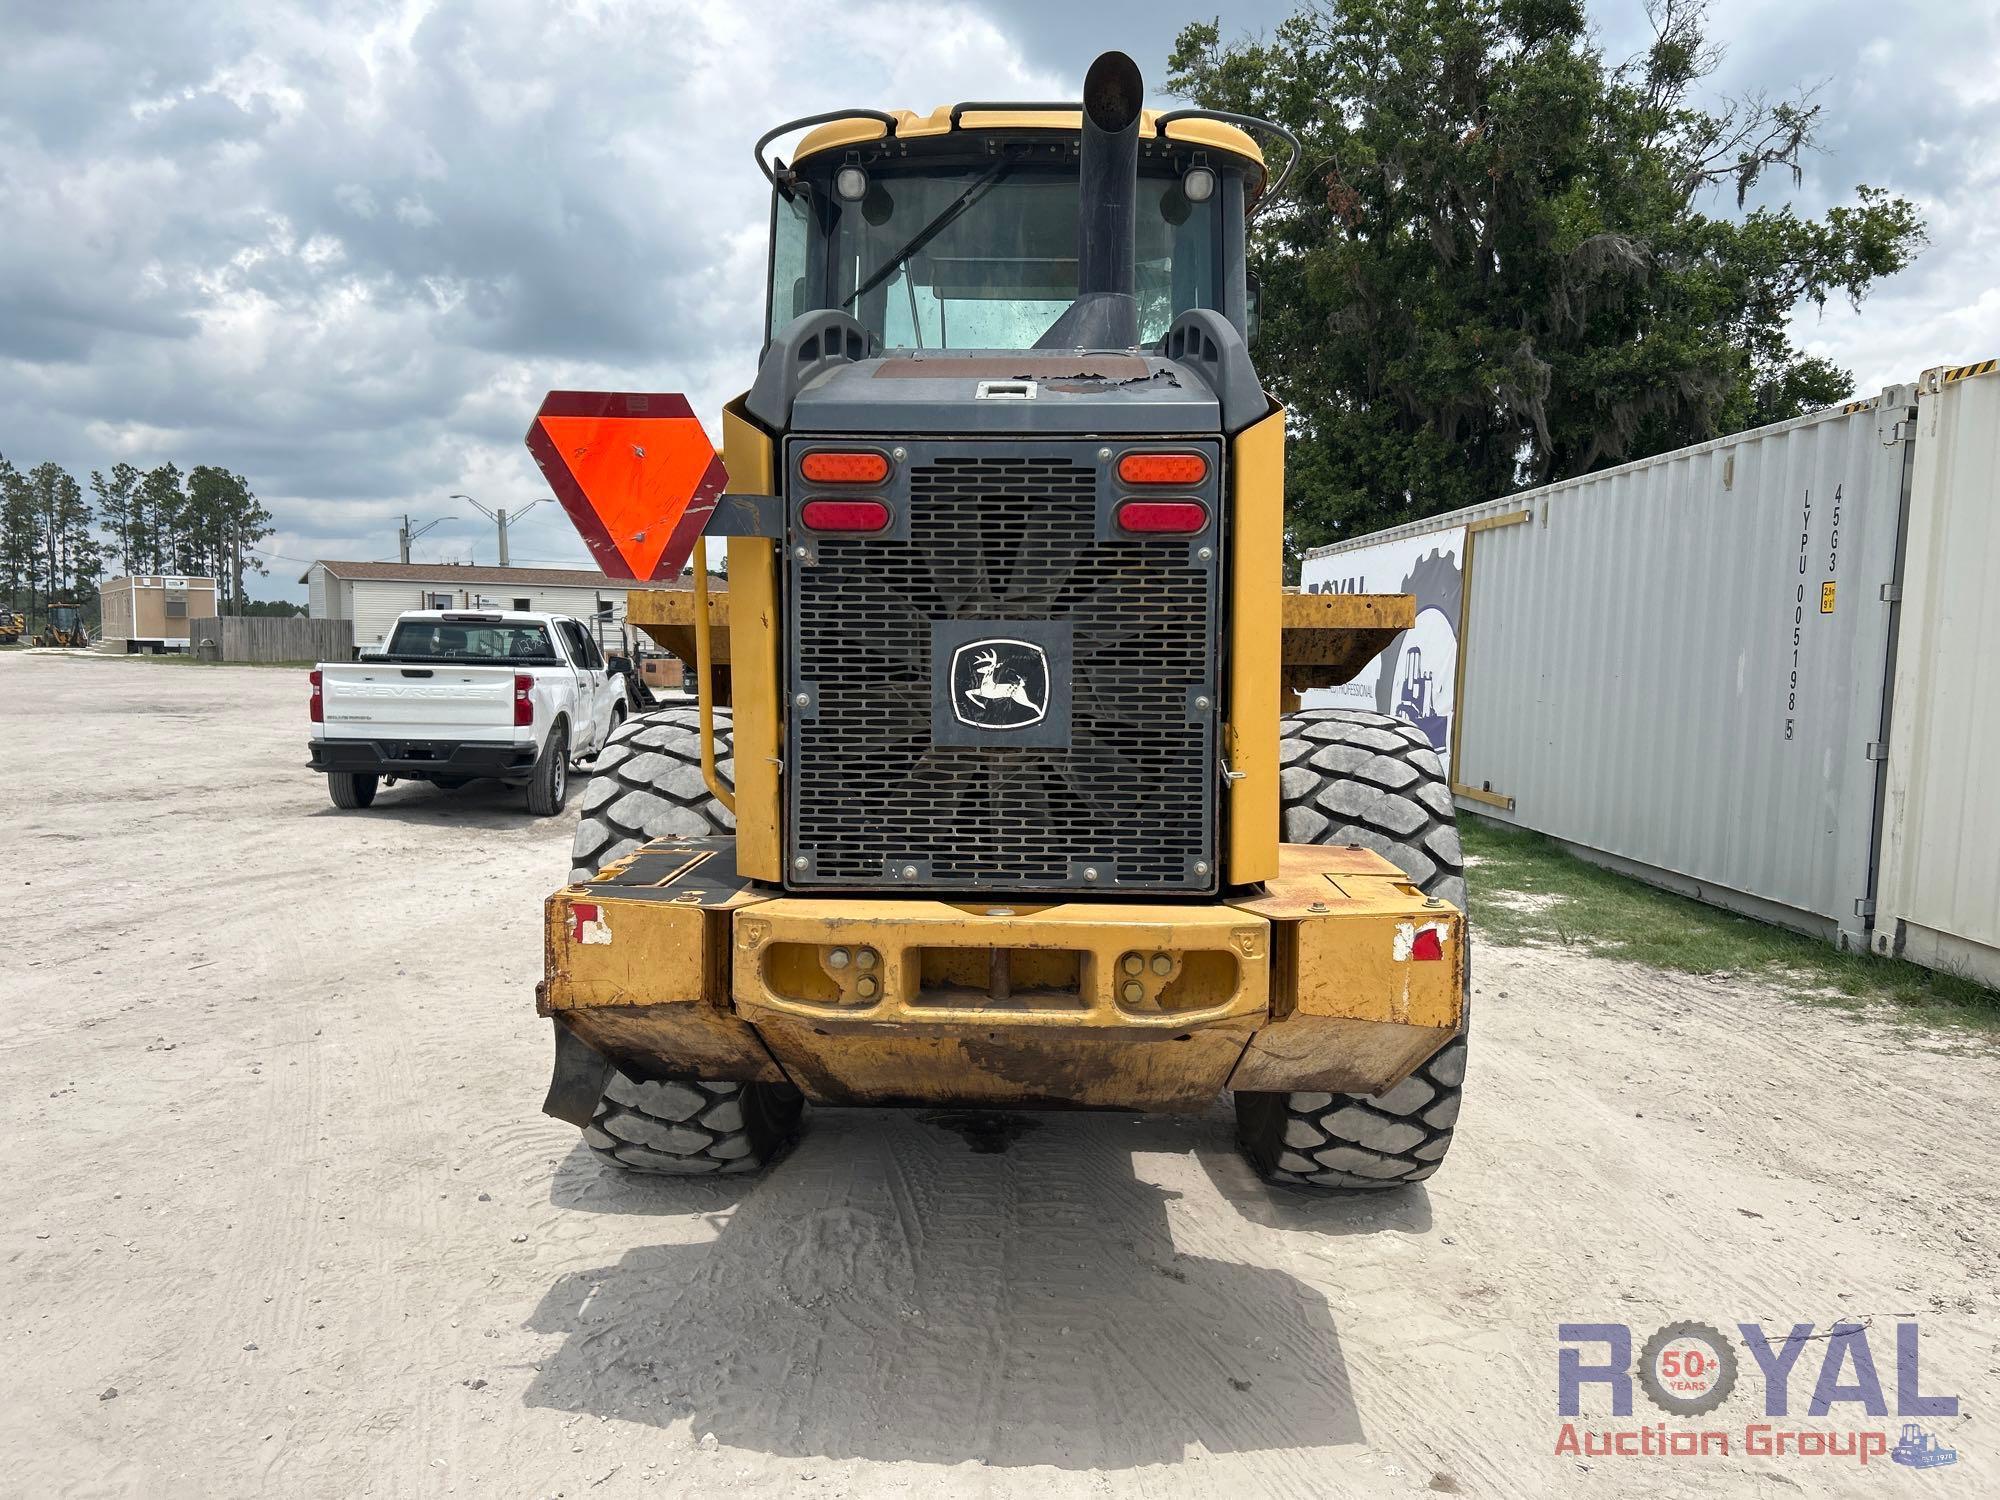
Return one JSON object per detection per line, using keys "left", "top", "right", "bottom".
{"left": 791, "top": 107, "right": 1270, "bottom": 200}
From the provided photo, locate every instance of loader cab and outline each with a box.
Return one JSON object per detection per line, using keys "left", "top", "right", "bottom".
{"left": 763, "top": 112, "right": 1267, "bottom": 354}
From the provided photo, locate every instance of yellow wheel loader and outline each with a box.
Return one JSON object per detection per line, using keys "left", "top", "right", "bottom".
{"left": 0, "top": 610, "right": 24, "bottom": 645}
{"left": 531, "top": 52, "right": 1470, "bottom": 1191}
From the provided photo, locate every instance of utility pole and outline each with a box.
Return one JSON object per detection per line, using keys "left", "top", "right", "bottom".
{"left": 399, "top": 514, "right": 452, "bottom": 564}
{"left": 451, "top": 494, "right": 551, "bottom": 569}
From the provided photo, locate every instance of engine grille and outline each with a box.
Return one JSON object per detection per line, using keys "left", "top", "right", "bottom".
{"left": 786, "top": 441, "right": 1218, "bottom": 893}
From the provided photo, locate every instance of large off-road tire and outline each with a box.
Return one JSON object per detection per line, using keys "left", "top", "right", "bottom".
{"left": 326, "top": 771, "right": 378, "bottom": 809}
{"left": 1234, "top": 708, "right": 1470, "bottom": 1191}
{"left": 566, "top": 705, "right": 799, "bottom": 1174}
{"left": 525, "top": 719, "right": 570, "bottom": 817}
{"left": 582, "top": 1067, "right": 802, "bottom": 1176}
{"left": 569, "top": 706, "right": 734, "bottom": 882}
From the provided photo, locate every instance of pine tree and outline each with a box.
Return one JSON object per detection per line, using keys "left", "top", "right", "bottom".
{"left": 137, "top": 463, "right": 184, "bottom": 574}
{"left": 90, "top": 462, "right": 143, "bottom": 575}
{"left": 185, "top": 466, "right": 274, "bottom": 612}
{"left": 0, "top": 454, "right": 36, "bottom": 616}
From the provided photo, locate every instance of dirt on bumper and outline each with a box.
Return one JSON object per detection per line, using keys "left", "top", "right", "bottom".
{"left": 539, "top": 837, "right": 1463, "bottom": 1113}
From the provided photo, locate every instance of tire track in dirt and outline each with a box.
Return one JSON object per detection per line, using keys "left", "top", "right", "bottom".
{"left": 4, "top": 655, "right": 1995, "bottom": 1499}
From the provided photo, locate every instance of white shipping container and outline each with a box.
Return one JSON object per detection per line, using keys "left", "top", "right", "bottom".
{"left": 1874, "top": 365, "right": 2000, "bottom": 988}
{"left": 1305, "top": 384, "right": 1922, "bottom": 951}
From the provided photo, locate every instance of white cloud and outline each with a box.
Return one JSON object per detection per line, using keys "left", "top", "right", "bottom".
{"left": 3, "top": 0, "right": 1996, "bottom": 598}
{"left": 0, "top": 0, "right": 1064, "bottom": 590}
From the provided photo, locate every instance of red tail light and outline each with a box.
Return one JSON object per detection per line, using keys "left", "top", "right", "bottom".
{"left": 800, "top": 450, "right": 890, "bottom": 484}
{"left": 1117, "top": 452, "right": 1208, "bottom": 485}
{"left": 308, "top": 669, "right": 323, "bottom": 724}
{"left": 1411, "top": 926, "right": 1445, "bottom": 962}
{"left": 514, "top": 673, "right": 534, "bottom": 727}
{"left": 1116, "top": 499, "right": 1209, "bottom": 534}
{"left": 801, "top": 499, "right": 890, "bottom": 533}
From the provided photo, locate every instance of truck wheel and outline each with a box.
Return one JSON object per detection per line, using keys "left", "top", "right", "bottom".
{"left": 326, "top": 771, "right": 378, "bottom": 809}
{"left": 570, "top": 705, "right": 734, "bottom": 882}
{"left": 583, "top": 1066, "right": 802, "bottom": 1176}
{"left": 1234, "top": 708, "right": 1470, "bottom": 1191}
{"left": 526, "top": 719, "right": 570, "bottom": 816}
{"left": 567, "top": 708, "right": 797, "bottom": 1175}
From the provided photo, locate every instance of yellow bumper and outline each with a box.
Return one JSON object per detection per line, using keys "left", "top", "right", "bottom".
{"left": 538, "top": 838, "right": 1463, "bottom": 1112}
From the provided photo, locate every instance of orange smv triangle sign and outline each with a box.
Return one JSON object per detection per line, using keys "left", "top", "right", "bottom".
{"left": 525, "top": 391, "right": 728, "bottom": 582}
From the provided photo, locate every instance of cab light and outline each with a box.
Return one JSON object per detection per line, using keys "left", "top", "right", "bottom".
{"left": 514, "top": 673, "right": 534, "bottom": 727}
{"left": 801, "top": 499, "right": 891, "bottom": 533}
{"left": 309, "top": 668, "right": 323, "bottom": 723}
{"left": 800, "top": 450, "right": 890, "bottom": 484}
{"left": 1117, "top": 452, "right": 1208, "bottom": 485}
{"left": 1116, "top": 499, "right": 1208, "bottom": 534}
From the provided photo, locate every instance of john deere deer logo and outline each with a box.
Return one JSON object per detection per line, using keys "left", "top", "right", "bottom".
{"left": 950, "top": 639, "right": 1049, "bottom": 730}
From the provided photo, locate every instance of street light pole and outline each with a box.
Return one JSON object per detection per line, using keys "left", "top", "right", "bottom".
{"left": 399, "top": 514, "right": 453, "bottom": 564}
{"left": 451, "top": 494, "right": 551, "bottom": 568}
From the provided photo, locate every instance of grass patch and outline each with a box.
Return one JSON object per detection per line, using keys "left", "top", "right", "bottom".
{"left": 1462, "top": 815, "right": 2000, "bottom": 1033}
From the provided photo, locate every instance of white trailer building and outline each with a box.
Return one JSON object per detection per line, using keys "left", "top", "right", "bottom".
{"left": 300, "top": 561, "right": 685, "bottom": 651}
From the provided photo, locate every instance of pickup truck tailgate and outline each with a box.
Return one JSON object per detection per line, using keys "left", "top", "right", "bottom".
{"left": 319, "top": 664, "right": 519, "bottom": 742}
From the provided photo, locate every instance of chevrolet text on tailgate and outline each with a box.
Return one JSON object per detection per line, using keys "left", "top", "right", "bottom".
{"left": 306, "top": 610, "right": 628, "bottom": 815}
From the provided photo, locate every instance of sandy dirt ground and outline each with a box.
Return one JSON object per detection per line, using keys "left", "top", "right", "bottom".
{"left": 2, "top": 651, "right": 1994, "bottom": 1499}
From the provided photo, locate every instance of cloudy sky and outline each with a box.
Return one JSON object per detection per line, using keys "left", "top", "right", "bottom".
{"left": 4, "top": 0, "right": 1996, "bottom": 600}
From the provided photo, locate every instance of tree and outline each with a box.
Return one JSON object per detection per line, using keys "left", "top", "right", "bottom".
{"left": 184, "top": 465, "right": 274, "bottom": 613}
{"left": 136, "top": 462, "right": 184, "bottom": 574}
{"left": 0, "top": 455, "right": 35, "bottom": 616}
{"left": 26, "top": 462, "right": 99, "bottom": 612}
{"left": 90, "top": 462, "right": 143, "bottom": 575}
{"left": 1169, "top": 0, "right": 1926, "bottom": 556}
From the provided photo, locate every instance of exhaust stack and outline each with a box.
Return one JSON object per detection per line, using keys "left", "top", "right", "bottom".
{"left": 1036, "top": 50, "right": 1145, "bottom": 349}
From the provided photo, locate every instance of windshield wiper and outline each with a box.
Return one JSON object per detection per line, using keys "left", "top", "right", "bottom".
{"left": 843, "top": 159, "right": 1015, "bottom": 308}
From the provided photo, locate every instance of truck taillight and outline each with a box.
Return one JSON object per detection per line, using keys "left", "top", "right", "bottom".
{"left": 514, "top": 673, "right": 534, "bottom": 727}
{"left": 309, "top": 669, "right": 323, "bottom": 724}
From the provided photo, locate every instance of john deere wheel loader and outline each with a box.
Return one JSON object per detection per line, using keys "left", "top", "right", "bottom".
{"left": 532, "top": 52, "right": 1469, "bottom": 1191}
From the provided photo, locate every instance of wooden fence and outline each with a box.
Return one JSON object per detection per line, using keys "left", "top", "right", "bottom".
{"left": 188, "top": 616, "right": 355, "bottom": 663}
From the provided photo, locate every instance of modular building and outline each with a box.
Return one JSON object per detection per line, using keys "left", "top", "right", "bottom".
{"left": 301, "top": 561, "right": 686, "bottom": 650}
{"left": 98, "top": 575, "right": 219, "bottom": 652}
{"left": 1301, "top": 362, "right": 2000, "bottom": 988}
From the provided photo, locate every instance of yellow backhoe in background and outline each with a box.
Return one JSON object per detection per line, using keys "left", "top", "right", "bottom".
{"left": 526, "top": 51, "right": 1470, "bottom": 1192}
{"left": 33, "top": 603, "right": 89, "bottom": 648}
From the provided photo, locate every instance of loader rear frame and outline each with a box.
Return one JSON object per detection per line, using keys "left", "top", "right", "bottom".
{"left": 530, "top": 50, "right": 1473, "bottom": 1182}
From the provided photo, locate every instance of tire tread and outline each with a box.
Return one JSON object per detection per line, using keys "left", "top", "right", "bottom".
{"left": 1245, "top": 708, "right": 1471, "bottom": 1192}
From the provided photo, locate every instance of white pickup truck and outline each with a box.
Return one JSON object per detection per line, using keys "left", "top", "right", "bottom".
{"left": 307, "top": 610, "right": 630, "bottom": 814}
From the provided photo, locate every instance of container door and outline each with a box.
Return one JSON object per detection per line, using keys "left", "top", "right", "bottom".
{"left": 1874, "top": 367, "right": 2000, "bottom": 986}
